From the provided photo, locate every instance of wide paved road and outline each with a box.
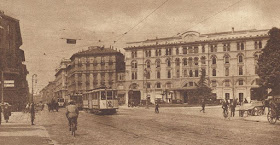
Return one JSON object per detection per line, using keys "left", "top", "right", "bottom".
{"left": 36, "top": 106, "right": 280, "bottom": 145}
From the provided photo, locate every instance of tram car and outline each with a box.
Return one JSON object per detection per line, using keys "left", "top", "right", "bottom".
{"left": 70, "top": 94, "right": 83, "bottom": 110}
{"left": 83, "top": 88, "right": 118, "bottom": 114}
{"left": 57, "top": 98, "right": 66, "bottom": 107}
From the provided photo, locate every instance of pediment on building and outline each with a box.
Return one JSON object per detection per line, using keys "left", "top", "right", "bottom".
{"left": 179, "top": 31, "right": 200, "bottom": 42}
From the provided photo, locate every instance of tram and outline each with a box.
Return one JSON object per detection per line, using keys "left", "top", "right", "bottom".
{"left": 70, "top": 94, "right": 83, "bottom": 110}
{"left": 57, "top": 98, "right": 65, "bottom": 107}
{"left": 83, "top": 88, "right": 118, "bottom": 114}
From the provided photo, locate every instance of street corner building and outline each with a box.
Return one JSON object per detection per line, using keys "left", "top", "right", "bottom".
{"left": 0, "top": 11, "right": 29, "bottom": 111}
{"left": 124, "top": 28, "right": 269, "bottom": 105}
{"left": 64, "top": 46, "right": 126, "bottom": 103}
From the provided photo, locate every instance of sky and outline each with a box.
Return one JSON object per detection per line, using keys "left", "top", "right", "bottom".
{"left": 0, "top": 0, "right": 280, "bottom": 94}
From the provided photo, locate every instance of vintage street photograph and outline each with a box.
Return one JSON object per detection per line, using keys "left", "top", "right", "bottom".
{"left": 0, "top": 0, "right": 280, "bottom": 144}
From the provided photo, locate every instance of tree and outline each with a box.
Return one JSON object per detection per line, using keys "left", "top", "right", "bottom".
{"left": 257, "top": 27, "right": 280, "bottom": 95}
{"left": 195, "top": 69, "right": 212, "bottom": 101}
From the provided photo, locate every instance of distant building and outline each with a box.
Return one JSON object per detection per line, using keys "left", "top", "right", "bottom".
{"left": 66, "top": 46, "right": 126, "bottom": 103}
{"left": 0, "top": 11, "right": 29, "bottom": 111}
{"left": 54, "top": 59, "right": 71, "bottom": 101}
{"left": 39, "top": 81, "right": 56, "bottom": 103}
{"left": 124, "top": 28, "right": 269, "bottom": 104}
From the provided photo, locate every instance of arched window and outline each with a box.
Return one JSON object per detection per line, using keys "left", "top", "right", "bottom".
{"left": 183, "top": 69, "right": 188, "bottom": 77}
{"left": 212, "top": 68, "right": 216, "bottom": 76}
{"left": 146, "top": 60, "right": 151, "bottom": 68}
{"left": 157, "top": 71, "right": 161, "bottom": 79}
{"left": 183, "top": 58, "right": 188, "bottom": 66}
{"left": 188, "top": 57, "right": 193, "bottom": 66}
{"left": 238, "top": 55, "right": 243, "bottom": 63}
{"left": 156, "top": 59, "right": 161, "bottom": 68}
{"left": 175, "top": 58, "right": 180, "bottom": 66}
{"left": 195, "top": 70, "right": 199, "bottom": 77}
{"left": 176, "top": 48, "right": 179, "bottom": 54}
{"left": 194, "top": 57, "right": 199, "bottom": 65}
{"left": 156, "top": 82, "right": 161, "bottom": 88}
{"left": 189, "top": 70, "right": 193, "bottom": 77}
{"left": 224, "top": 55, "right": 230, "bottom": 64}
{"left": 201, "top": 56, "right": 206, "bottom": 64}
{"left": 166, "top": 59, "right": 171, "bottom": 67}
{"left": 212, "top": 57, "right": 216, "bottom": 64}
{"left": 131, "top": 61, "right": 137, "bottom": 69}
{"left": 167, "top": 70, "right": 171, "bottom": 78}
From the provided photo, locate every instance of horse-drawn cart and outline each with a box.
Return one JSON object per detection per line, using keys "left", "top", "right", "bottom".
{"left": 267, "top": 95, "right": 280, "bottom": 124}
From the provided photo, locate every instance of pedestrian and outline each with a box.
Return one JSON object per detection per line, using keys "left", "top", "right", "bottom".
{"left": 200, "top": 99, "right": 205, "bottom": 113}
{"left": 155, "top": 103, "right": 159, "bottom": 113}
{"left": 3, "top": 104, "right": 11, "bottom": 123}
{"left": 230, "top": 102, "right": 236, "bottom": 117}
{"left": 30, "top": 103, "right": 35, "bottom": 125}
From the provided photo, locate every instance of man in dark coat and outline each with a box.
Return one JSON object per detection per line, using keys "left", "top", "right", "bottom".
{"left": 3, "top": 104, "right": 11, "bottom": 123}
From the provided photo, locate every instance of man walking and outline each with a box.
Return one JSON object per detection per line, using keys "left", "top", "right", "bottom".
{"left": 155, "top": 103, "right": 159, "bottom": 113}
{"left": 200, "top": 99, "right": 205, "bottom": 113}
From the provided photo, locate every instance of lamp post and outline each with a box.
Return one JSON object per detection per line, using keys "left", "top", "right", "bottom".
{"left": 1, "top": 71, "right": 3, "bottom": 104}
{"left": 31, "top": 74, "right": 37, "bottom": 103}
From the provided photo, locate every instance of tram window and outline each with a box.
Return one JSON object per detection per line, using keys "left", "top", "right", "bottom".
{"left": 101, "top": 91, "right": 106, "bottom": 100}
{"left": 107, "top": 91, "right": 113, "bottom": 100}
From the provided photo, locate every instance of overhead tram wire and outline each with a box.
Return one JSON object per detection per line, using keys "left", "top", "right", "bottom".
{"left": 36, "top": 0, "right": 170, "bottom": 56}
{"left": 173, "top": 0, "right": 244, "bottom": 37}
{"left": 114, "top": 0, "right": 170, "bottom": 43}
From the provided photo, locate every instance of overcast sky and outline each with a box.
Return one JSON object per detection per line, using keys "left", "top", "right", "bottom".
{"left": 0, "top": 0, "right": 280, "bottom": 93}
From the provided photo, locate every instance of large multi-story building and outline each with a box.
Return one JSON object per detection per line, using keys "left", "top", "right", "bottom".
{"left": 54, "top": 59, "right": 71, "bottom": 101}
{"left": 124, "top": 28, "right": 269, "bottom": 105}
{"left": 66, "top": 46, "right": 125, "bottom": 101}
{"left": 0, "top": 11, "right": 29, "bottom": 111}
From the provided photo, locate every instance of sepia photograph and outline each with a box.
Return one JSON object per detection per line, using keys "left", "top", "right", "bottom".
{"left": 0, "top": 0, "right": 280, "bottom": 144}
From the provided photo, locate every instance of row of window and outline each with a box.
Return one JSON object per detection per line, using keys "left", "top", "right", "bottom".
{"left": 132, "top": 65, "right": 245, "bottom": 80}
{"left": 131, "top": 54, "right": 245, "bottom": 69}
{"left": 133, "top": 41, "right": 263, "bottom": 58}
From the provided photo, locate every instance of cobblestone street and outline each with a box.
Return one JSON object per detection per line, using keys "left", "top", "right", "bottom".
{"left": 2, "top": 105, "right": 277, "bottom": 145}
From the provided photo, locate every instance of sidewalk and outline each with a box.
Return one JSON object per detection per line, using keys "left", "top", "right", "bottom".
{"left": 0, "top": 112, "right": 56, "bottom": 145}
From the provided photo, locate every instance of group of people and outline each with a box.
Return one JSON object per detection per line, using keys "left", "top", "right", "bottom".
{"left": 222, "top": 99, "right": 238, "bottom": 118}
{"left": 47, "top": 99, "right": 59, "bottom": 112}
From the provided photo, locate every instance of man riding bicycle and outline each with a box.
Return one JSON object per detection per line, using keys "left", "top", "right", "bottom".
{"left": 66, "top": 100, "right": 79, "bottom": 131}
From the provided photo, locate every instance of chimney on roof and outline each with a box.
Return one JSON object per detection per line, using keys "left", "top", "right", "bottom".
{"left": 232, "top": 27, "right": 234, "bottom": 33}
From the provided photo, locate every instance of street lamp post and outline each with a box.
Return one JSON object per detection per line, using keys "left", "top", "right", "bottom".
{"left": 31, "top": 74, "right": 37, "bottom": 103}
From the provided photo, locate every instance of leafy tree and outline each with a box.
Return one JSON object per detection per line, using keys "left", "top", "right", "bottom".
{"left": 257, "top": 27, "right": 280, "bottom": 95}
{"left": 195, "top": 69, "right": 212, "bottom": 101}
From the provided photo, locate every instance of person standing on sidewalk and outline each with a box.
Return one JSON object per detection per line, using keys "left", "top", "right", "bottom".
{"left": 30, "top": 103, "right": 35, "bottom": 125}
{"left": 200, "top": 99, "right": 205, "bottom": 113}
{"left": 3, "top": 104, "right": 11, "bottom": 123}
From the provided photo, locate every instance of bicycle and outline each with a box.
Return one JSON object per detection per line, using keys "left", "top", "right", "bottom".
{"left": 69, "top": 118, "right": 77, "bottom": 137}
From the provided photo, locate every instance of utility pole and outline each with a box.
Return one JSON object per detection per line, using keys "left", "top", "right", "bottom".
{"left": 31, "top": 74, "right": 37, "bottom": 103}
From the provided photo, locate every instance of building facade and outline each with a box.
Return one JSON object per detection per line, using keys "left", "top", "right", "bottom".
{"left": 54, "top": 59, "right": 71, "bottom": 101}
{"left": 66, "top": 46, "right": 126, "bottom": 102}
{"left": 124, "top": 28, "right": 269, "bottom": 104}
{"left": 0, "top": 11, "right": 29, "bottom": 111}
{"left": 39, "top": 81, "right": 56, "bottom": 103}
